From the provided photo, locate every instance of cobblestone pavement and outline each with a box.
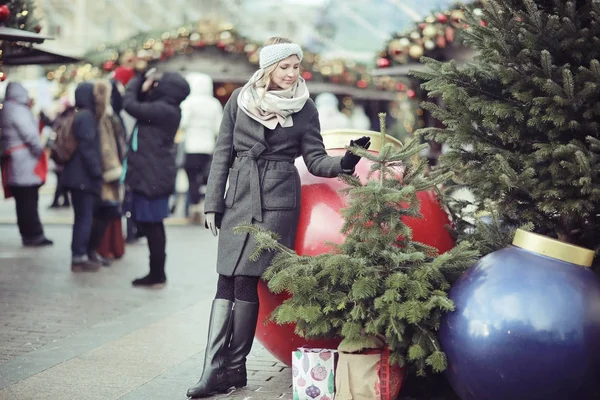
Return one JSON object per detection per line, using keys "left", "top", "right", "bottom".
{"left": 0, "top": 222, "right": 292, "bottom": 400}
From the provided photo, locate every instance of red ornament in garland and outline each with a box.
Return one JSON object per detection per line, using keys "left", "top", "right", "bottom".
{"left": 436, "top": 13, "right": 448, "bottom": 23}
{"left": 34, "top": 25, "right": 41, "bottom": 33}
{"left": 376, "top": 57, "right": 391, "bottom": 68}
{"left": 103, "top": 60, "right": 115, "bottom": 72}
{"left": 0, "top": 5, "right": 10, "bottom": 22}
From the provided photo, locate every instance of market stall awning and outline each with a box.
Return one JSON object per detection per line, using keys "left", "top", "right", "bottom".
{"left": 0, "top": 27, "right": 53, "bottom": 44}
{"left": 3, "top": 45, "right": 81, "bottom": 66}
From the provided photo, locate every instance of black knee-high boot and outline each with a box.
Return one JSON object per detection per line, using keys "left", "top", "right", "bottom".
{"left": 187, "top": 299, "right": 234, "bottom": 398}
{"left": 226, "top": 299, "right": 260, "bottom": 388}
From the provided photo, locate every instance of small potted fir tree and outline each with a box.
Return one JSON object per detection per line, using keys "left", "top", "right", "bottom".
{"left": 236, "top": 115, "right": 478, "bottom": 381}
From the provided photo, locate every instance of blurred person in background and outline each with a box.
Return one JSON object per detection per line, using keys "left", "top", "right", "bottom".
{"left": 0, "top": 82, "right": 53, "bottom": 247}
{"left": 92, "top": 80, "right": 126, "bottom": 265}
{"left": 350, "top": 104, "right": 371, "bottom": 130}
{"left": 122, "top": 68, "right": 190, "bottom": 288}
{"left": 61, "top": 81, "right": 106, "bottom": 271}
{"left": 315, "top": 92, "right": 351, "bottom": 131}
{"left": 111, "top": 65, "right": 141, "bottom": 243}
{"left": 47, "top": 98, "right": 74, "bottom": 208}
{"left": 180, "top": 72, "right": 223, "bottom": 224}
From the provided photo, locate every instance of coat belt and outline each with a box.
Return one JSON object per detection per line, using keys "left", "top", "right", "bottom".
{"left": 235, "top": 143, "right": 293, "bottom": 222}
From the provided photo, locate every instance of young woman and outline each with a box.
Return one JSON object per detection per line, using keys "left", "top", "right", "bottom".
{"left": 187, "top": 37, "right": 370, "bottom": 398}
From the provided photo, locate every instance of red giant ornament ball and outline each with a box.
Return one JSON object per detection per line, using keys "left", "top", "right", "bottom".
{"left": 255, "top": 130, "right": 455, "bottom": 367}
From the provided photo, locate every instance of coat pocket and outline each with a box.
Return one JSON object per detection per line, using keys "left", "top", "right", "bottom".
{"left": 224, "top": 168, "right": 239, "bottom": 208}
{"left": 262, "top": 170, "right": 297, "bottom": 210}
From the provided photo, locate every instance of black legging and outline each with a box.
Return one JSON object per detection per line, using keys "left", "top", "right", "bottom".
{"left": 10, "top": 185, "right": 44, "bottom": 240}
{"left": 184, "top": 153, "right": 212, "bottom": 205}
{"left": 136, "top": 221, "right": 166, "bottom": 272}
{"left": 215, "top": 274, "right": 260, "bottom": 302}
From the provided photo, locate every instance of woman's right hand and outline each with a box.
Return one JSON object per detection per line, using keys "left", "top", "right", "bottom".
{"left": 205, "top": 212, "right": 222, "bottom": 236}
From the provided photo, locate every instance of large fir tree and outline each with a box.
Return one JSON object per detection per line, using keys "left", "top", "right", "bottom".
{"left": 236, "top": 115, "right": 478, "bottom": 376}
{"left": 414, "top": 0, "right": 600, "bottom": 252}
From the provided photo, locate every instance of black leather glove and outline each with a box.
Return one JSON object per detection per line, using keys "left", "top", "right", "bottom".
{"left": 205, "top": 212, "right": 223, "bottom": 236}
{"left": 341, "top": 136, "right": 371, "bottom": 171}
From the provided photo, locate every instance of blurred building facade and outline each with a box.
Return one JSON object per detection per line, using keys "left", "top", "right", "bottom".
{"left": 36, "top": 0, "right": 231, "bottom": 55}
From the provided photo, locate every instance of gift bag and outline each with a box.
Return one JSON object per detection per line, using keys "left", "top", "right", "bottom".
{"left": 292, "top": 348, "right": 337, "bottom": 400}
{"left": 334, "top": 347, "right": 399, "bottom": 400}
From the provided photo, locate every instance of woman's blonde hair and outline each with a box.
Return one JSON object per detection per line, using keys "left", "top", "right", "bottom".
{"left": 256, "top": 36, "right": 296, "bottom": 91}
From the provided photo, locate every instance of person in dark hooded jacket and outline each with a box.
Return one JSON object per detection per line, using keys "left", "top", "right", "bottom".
{"left": 123, "top": 69, "right": 190, "bottom": 287}
{"left": 61, "top": 82, "right": 105, "bottom": 271}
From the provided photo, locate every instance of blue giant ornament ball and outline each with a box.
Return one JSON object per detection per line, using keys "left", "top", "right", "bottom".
{"left": 439, "top": 246, "right": 600, "bottom": 400}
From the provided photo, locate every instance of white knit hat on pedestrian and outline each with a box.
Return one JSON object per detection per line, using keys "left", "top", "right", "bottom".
{"left": 259, "top": 43, "right": 303, "bottom": 69}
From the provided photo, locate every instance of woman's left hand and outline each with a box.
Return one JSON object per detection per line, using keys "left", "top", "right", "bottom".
{"left": 341, "top": 136, "right": 371, "bottom": 171}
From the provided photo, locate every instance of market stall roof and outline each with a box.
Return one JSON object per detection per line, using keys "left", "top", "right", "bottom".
{"left": 3, "top": 45, "right": 80, "bottom": 66}
{"left": 0, "top": 27, "right": 53, "bottom": 44}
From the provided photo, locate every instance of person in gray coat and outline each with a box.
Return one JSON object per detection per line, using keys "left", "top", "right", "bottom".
{"left": 187, "top": 37, "right": 370, "bottom": 398}
{"left": 0, "top": 82, "right": 53, "bottom": 246}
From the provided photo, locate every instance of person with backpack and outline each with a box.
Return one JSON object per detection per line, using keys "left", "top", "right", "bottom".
{"left": 122, "top": 68, "right": 190, "bottom": 288}
{"left": 60, "top": 81, "right": 106, "bottom": 271}
{"left": 0, "top": 82, "right": 53, "bottom": 247}
{"left": 47, "top": 100, "right": 75, "bottom": 208}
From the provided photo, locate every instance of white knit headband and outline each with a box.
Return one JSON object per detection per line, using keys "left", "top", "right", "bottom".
{"left": 259, "top": 43, "right": 303, "bottom": 69}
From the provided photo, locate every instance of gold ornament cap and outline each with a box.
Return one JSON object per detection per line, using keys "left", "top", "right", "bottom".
{"left": 321, "top": 129, "right": 403, "bottom": 152}
{"left": 512, "top": 229, "right": 595, "bottom": 267}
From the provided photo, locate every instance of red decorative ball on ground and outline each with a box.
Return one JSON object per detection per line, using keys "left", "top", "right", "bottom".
{"left": 255, "top": 130, "right": 455, "bottom": 367}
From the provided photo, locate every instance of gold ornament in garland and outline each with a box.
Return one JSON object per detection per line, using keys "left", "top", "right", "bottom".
{"left": 377, "top": 1, "right": 488, "bottom": 67}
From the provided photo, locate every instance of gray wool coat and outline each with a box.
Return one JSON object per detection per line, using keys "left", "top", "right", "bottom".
{"left": 204, "top": 88, "right": 345, "bottom": 277}
{"left": 0, "top": 83, "right": 45, "bottom": 187}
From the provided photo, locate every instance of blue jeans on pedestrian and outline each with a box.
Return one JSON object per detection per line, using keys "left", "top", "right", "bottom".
{"left": 70, "top": 190, "right": 100, "bottom": 257}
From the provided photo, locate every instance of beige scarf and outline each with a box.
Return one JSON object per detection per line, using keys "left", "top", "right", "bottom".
{"left": 237, "top": 70, "right": 310, "bottom": 130}
{"left": 99, "top": 114, "right": 124, "bottom": 202}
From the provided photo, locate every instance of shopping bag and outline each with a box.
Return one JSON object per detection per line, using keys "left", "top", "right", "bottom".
{"left": 334, "top": 347, "right": 397, "bottom": 400}
{"left": 33, "top": 150, "right": 48, "bottom": 183}
{"left": 292, "top": 348, "right": 337, "bottom": 400}
{"left": 97, "top": 217, "right": 125, "bottom": 259}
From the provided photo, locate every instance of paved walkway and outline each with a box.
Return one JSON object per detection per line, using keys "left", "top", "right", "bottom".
{"left": 0, "top": 221, "right": 292, "bottom": 400}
